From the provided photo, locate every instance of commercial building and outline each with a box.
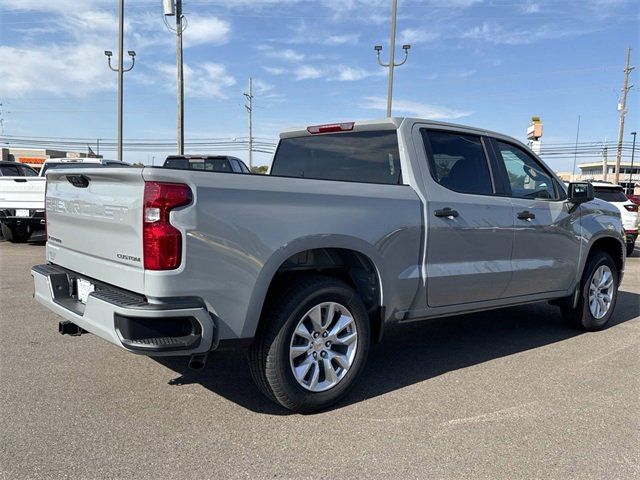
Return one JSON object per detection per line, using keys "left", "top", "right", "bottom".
{"left": 0, "top": 147, "right": 101, "bottom": 171}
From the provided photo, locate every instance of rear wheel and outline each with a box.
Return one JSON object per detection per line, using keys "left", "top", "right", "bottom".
{"left": 561, "top": 251, "right": 619, "bottom": 331}
{"left": 1, "top": 223, "right": 31, "bottom": 243}
{"left": 248, "top": 276, "right": 370, "bottom": 413}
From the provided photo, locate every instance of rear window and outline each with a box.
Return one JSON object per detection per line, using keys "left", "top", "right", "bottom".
{"left": 594, "top": 187, "right": 628, "bottom": 203}
{"left": 270, "top": 130, "right": 402, "bottom": 185}
{"left": 164, "top": 157, "right": 233, "bottom": 173}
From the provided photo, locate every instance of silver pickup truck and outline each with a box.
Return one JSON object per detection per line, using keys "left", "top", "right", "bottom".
{"left": 32, "top": 118, "right": 625, "bottom": 412}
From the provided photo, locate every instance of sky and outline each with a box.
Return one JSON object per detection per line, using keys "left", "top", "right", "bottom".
{"left": 0, "top": 0, "right": 638, "bottom": 171}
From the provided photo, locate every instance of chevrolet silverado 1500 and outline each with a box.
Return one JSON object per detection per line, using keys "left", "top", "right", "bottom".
{"left": 32, "top": 118, "right": 625, "bottom": 412}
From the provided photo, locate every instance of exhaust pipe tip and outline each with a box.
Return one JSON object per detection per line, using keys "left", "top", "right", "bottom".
{"left": 188, "top": 353, "right": 208, "bottom": 370}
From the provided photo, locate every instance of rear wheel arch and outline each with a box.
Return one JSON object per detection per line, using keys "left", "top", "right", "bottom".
{"left": 247, "top": 245, "right": 384, "bottom": 343}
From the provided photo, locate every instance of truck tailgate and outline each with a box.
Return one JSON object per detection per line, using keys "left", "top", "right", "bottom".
{"left": 45, "top": 168, "right": 146, "bottom": 293}
{"left": 0, "top": 177, "right": 46, "bottom": 210}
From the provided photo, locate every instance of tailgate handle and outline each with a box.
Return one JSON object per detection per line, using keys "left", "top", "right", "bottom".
{"left": 66, "top": 174, "right": 90, "bottom": 188}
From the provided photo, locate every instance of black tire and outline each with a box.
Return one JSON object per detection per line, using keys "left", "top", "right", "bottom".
{"left": 248, "top": 276, "right": 370, "bottom": 413}
{"left": 561, "top": 251, "right": 619, "bottom": 331}
{"left": 626, "top": 242, "right": 635, "bottom": 257}
{"left": 0, "top": 223, "right": 30, "bottom": 243}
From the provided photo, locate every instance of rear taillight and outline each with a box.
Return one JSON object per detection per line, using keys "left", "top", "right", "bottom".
{"left": 624, "top": 204, "right": 638, "bottom": 212}
{"left": 143, "top": 182, "right": 192, "bottom": 270}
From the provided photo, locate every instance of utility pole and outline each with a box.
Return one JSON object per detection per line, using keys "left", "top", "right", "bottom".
{"left": 163, "top": 0, "right": 185, "bottom": 155}
{"left": 104, "top": 0, "right": 136, "bottom": 162}
{"left": 571, "top": 115, "right": 580, "bottom": 181}
{"left": 244, "top": 78, "right": 254, "bottom": 170}
{"left": 603, "top": 139, "right": 609, "bottom": 182}
{"left": 614, "top": 47, "right": 635, "bottom": 184}
{"left": 629, "top": 131, "right": 637, "bottom": 192}
{"left": 374, "top": 0, "right": 410, "bottom": 117}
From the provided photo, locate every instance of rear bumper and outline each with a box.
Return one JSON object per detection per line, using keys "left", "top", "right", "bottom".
{"left": 0, "top": 210, "right": 45, "bottom": 229}
{"left": 31, "top": 264, "right": 217, "bottom": 356}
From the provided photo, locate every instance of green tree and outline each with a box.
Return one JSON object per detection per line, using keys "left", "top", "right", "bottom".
{"left": 251, "top": 165, "right": 269, "bottom": 174}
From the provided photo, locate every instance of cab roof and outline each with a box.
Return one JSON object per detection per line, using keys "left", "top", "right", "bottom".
{"left": 279, "top": 117, "right": 518, "bottom": 143}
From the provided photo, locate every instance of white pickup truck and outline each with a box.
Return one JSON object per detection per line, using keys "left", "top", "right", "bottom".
{"left": 0, "top": 161, "right": 45, "bottom": 242}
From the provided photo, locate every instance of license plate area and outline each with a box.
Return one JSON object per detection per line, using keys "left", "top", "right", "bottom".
{"left": 16, "top": 209, "right": 30, "bottom": 217}
{"left": 75, "top": 278, "right": 95, "bottom": 304}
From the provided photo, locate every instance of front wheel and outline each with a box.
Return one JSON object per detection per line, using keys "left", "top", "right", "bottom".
{"left": 249, "top": 276, "right": 370, "bottom": 413}
{"left": 561, "top": 251, "right": 619, "bottom": 331}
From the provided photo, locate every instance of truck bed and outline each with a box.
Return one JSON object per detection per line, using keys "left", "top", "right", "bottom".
{"left": 43, "top": 166, "right": 423, "bottom": 340}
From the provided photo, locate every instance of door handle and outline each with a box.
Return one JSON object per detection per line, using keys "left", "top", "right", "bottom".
{"left": 434, "top": 207, "right": 459, "bottom": 219}
{"left": 517, "top": 210, "right": 535, "bottom": 221}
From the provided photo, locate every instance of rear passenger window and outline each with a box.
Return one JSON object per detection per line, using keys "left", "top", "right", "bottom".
{"left": 495, "top": 141, "right": 558, "bottom": 200}
{"left": 421, "top": 130, "right": 493, "bottom": 195}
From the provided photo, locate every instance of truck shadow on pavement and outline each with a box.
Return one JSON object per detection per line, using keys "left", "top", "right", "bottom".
{"left": 155, "top": 290, "right": 639, "bottom": 415}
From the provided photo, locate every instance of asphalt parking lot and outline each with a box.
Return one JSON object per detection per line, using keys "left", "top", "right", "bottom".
{"left": 1, "top": 240, "right": 638, "bottom": 480}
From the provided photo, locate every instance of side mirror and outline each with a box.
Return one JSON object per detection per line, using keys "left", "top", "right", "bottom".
{"left": 567, "top": 182, "right": 594, "bottom": 204}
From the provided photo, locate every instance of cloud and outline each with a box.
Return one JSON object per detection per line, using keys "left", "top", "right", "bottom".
{"left": 361, "top": 97, "right": 472, "bottom": 120}
{"left": 258, "top": 46, "right": 305, "bottom": 62}
{"left": 521, "top": 3, "right": 541, "bottom": 13}
{"left": 452, "top": 70, "right": 477, "bottom": 78}
{"left": 287, "top": 21, "right": 361, "bottom": 45}
{"left": 462, "top": 22, "right": 593, "bottom": 45}
{"left": 0, "top": 44, "right": 115, "bottom": 97}
{"left": 1, "top": 0, "right": 113, "bottom": 14}
{"left": 331, "top": 66, "right": 376, "bottom": 81}
{"left": 183, "top": 16, "right": 231, "bottom": 47}
{"left": 295, "top": 65, "right": 322, "bottom": 80}
{"left": 268, "top": 63, "right": 380, "bottom": 82}
{"left": 156, "top": 62, "right": 236, "bottom": 98}
{"left": 399, "top": 28, "right": 440, "bottom": 45}
{"left": 324, "top": 34, "right": 361, "bottom": 45}
{"left": 279, "top": 49, "right": 305, "bottom": 62}
{"left": 252, "top": 79, "right": 274, "bottom": 95}
{"left": 263, "top": 66, "right": 285, "bottom": 75}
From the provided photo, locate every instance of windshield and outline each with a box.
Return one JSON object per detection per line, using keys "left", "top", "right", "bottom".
{"left": 594, "top": 187, "right": 628, "bottom": 203}
{"left": 271, "top": 130, "right": 402, "bottom": 185}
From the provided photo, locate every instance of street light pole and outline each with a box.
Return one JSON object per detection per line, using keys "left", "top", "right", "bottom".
{"left": 176, "top": 0, "right": 184, "bottom": 155}
{"left": 629, "top": 131, "right": 637, "bottom": 193}
{"left": 104, "top": 0, "right": 135, "bottom": 162}
{"left": 374, "top": 0, "right": 410, "bottom": 117}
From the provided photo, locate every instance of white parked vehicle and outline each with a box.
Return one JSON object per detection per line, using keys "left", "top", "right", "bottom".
{"left": 0, "top": 161, "right": 46, "bottom": 242}
{"left": 591, "top": 182, "right": 638, "bottom": 256}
